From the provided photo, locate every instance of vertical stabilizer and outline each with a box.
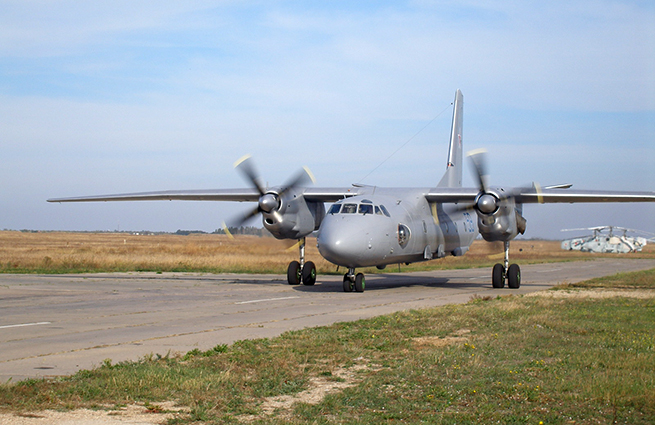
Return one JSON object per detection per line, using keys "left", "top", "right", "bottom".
{"left": 437, "top": 89, "right": 464, "bottom": 188}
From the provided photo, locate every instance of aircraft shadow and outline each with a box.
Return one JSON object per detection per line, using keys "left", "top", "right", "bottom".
{"left": 41, "top": 273, "right": 489, "bottom": 293}
{"left": 291, "top": 273, "right": 486, "bottom": 293}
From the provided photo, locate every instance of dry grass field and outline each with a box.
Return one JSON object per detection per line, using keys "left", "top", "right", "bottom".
{"left": 1, "top": 230, "right": 653, "bottom": 275}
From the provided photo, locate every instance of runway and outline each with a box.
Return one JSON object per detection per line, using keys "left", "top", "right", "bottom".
{"left": 1, "top": 258, "right": 654, "bottom": 383}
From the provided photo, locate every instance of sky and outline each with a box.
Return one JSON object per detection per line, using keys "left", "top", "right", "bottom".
{"left": 1, "top": 0, "right": 654, "bottom": 239}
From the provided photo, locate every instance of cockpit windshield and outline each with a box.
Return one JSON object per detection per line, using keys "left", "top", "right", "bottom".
{"left": 327, "top": 204, "right": 341, "bottom": 214}
{"left": 342, "top": 204, "right": 357, "bottom": 214}
{"left": 328, "top": 202, "right": 390, "bottom": 217}
{"left": 358, "top": 204, "right": 373, "bottom": 215}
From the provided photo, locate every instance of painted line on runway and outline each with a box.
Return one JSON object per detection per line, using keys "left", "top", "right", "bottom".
{"left": 0, "top": 322, "right": 51, "bottom": 330}
{"left": 236, "top": 296, "right": 300, "bottom": 305}
{"left": 537, "top": 268, "right": 562, "bottom": 272}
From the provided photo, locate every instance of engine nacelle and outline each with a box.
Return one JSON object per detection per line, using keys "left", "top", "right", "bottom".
{"left": 261, "top": 189, "right": 325, "bottom": 239}
{"left": 477, "top": 196, "right": 526, "bottom": 242}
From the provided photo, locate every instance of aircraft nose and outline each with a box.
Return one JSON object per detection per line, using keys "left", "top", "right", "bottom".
{"left": 317, "top": 220, "right": 370, "bottom": 268}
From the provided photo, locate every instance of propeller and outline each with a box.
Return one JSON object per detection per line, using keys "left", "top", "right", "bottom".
{"left": 463, "top": 149, "right": 533, "bottom": 238}
{"left": 466, "top": 149, "right": 501, "bottom": 215}
{"left": 225, "top": 155, "right": 315, "bottom": 230}
{"left": 466, "top": 149, "right": 540, "bottom": 215}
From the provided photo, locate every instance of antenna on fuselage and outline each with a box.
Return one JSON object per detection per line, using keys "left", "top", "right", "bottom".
{"left": 354, "top": 99, "right": 452, "bottom": 185}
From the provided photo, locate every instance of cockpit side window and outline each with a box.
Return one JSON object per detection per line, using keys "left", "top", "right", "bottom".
{"left": 398, "top": 224, "right": 410, "bottom": 247}
{"left": 342, "top": 203, "right": 357, "bottom": 214}
{"left": 379, "top": 205, "right": 391, "bottom": 217}
{"left": 328, "top": 204, "right": 341, "bottom": 215}
{"left": 359, "top": 204, "right": 373, "bottom": 215}
{"left": 374, "top": 206, "right": 383, "bottom": 215}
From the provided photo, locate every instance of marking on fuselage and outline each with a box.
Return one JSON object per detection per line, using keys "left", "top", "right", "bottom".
{"left": 0, "top": 321, "right": 52, "bottom": 330}
{"left": 235, "top": 296, "right": 300, "bottom": 305}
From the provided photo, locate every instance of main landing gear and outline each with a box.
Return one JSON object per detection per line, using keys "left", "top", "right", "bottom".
{"left": 287, "top": 237, "right": 317, "bottom": 286}
{"left": 492, "top": 241, "right": 521, "bottom": 289}
{"left": 343, "top": 268, "right": 365, "bottom": 293}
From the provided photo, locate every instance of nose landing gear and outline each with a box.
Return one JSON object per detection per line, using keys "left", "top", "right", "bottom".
{"left": 491, "top": 241, "right": 521, "bottom": 289}
{"left": 287, "top": 237, "right": 317, "bottom": 286}
{"left": 343, "top": 268, "right": 365, "bottom": 292}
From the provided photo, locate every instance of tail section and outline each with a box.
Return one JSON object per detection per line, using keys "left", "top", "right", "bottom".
{"left": 437, "top": 89, "right": 464, "bottom": 188}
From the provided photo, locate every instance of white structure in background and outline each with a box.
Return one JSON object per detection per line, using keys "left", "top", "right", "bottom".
{"left": 561, "top": 226, "right": 652, "bottom": 253}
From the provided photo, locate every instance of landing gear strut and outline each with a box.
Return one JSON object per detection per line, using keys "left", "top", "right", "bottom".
{"left": 492, "top": 241, "right": 521, "bottom": 289}
{"left": 343, "top": 268, "right": 365, "bottom": 292}
{"left": 287, "top": 237, "right": 316, "bottom": 286}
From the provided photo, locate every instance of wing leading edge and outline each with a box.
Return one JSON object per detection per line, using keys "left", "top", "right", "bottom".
{"left": 47, "top": 187, "right": 359, "bottom": 204}
{"left": 424, "top": 187, "right": 655, "bottom": 204}
{"left": 514, "top": 188, "right": 655, "bottom": 204}
{"left": 47, "top": 189, "right": 262, "bottom": 203}
{"left": 49, "top": 186, "right": 655, "bottom": 205}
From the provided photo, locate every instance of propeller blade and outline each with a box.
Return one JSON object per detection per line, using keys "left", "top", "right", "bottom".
{"left": 221, "top": 221, "right": 234, "bottom": 239}
{"left": 230, "top": 155, "right": 317, "bottom": 237}
{"left": 227, "top": 204, "right": 261, "bottom": 228}
{"left": 234, "top": 154, "right": 266, "bottom": 195}
{"left": 285, "top": 239, "right": 303, "bottom": 252}
{"left": 278, "top": 166, "right": 315, "bottom": 197}
{"left": 467, "top": 149, "right": 489, "bottom": 193}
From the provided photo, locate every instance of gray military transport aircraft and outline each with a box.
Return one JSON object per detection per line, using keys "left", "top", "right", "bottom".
{"left": 49, "top": 90, "right": 655, "bottom": 292}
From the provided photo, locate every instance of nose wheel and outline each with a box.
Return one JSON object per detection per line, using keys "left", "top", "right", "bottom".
{"left": 491, "top": 241, "right": 521, "bottom": 289}
{"left": 343, "top": 269, "right": 365, "bottom": 292}
{"left": 287, "top": 238, "right": 317, "bottom": 286}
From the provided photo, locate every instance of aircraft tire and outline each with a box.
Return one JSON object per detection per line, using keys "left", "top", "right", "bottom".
{"left": 492, "top": 263, "right": 505, "bottom": 288}
{"left": 343, "top": 274, "right": 354, "bottom": 292}
{"left": 507, "top": 264, "right": 521, "bottom": 289}
{"left": 354, "top": 273, "right": 365, "bottom": 292}
{"left": 302, "top": 261, "right": 317, "bottom": 286}
{"left": 287, "top": 261, "right": 301, "bottom": 285}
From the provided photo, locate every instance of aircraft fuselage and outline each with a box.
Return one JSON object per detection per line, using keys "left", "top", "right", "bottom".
{"left": 316, "top": 189, "right": 478, "bottom": 269}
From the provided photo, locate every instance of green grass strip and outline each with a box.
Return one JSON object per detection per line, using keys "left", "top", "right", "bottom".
{"left": 1, "top": 269, "right": 654, "bottom": 424}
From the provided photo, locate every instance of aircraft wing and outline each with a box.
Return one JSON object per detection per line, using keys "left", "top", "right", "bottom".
{"left": 47, "top": 187, "right": 358, "bottom": 204}
{"left": 424, "top": 188, "right": 480, "bottom": 203}
{"left": 49, "top": 186, "right": 655, "bottom": 205}
{"left": 48, "top": 189, "right": 262, "bottom": 203}
{"left": 514, "top": 188, "right": 655, "bottom": 204}
{"left": 302, "top": 187, "right": 361, "bottom": 202}
{"left": 423, "top": 187, "right": 655, "bottom": 204}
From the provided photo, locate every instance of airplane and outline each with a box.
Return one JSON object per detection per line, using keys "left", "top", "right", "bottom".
{"left": 48, "top": 90, "right": 655, "bottom": 292}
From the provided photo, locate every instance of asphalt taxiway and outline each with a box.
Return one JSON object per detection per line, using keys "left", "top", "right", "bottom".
{"left": 1, "top": 258, "right": 654, "bottom": 382}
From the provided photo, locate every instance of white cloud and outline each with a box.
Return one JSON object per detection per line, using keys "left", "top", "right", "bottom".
{"left": 0, "top": 1, "right": 653, "bottom": 235}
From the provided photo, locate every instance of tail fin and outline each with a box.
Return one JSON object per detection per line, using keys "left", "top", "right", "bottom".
{"left": 437, "top": 89, "right": 464, "bottom": 188}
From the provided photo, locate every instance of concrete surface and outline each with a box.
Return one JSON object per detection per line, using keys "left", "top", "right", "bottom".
{"left": 1, "top": 258, "right": 653, "bottom": 382}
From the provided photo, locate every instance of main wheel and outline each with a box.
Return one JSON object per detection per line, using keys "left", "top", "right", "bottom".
{"left": 354, "top": 273, "right": 365, "bottom": 292}
{"left": 507, "top": 263, "right": 521, "bottom": 289}
{"left": 302, "top": 261, "right": 317, "bottom": 286}
{"left": 287, "top": 261, "right": 301, "bottom": 285}
{"left": 492, "top": 263, "right": 505, "bottom": 288}
{"left": 343, "top": 274, "right": 354, "bottom": 292}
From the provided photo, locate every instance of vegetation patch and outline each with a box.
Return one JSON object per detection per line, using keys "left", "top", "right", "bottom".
{"left": 1, "top": 231, "right": 652, "bottom": 275}
{"left": 0, "top": 269, "right": 654, "bottom": 424}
